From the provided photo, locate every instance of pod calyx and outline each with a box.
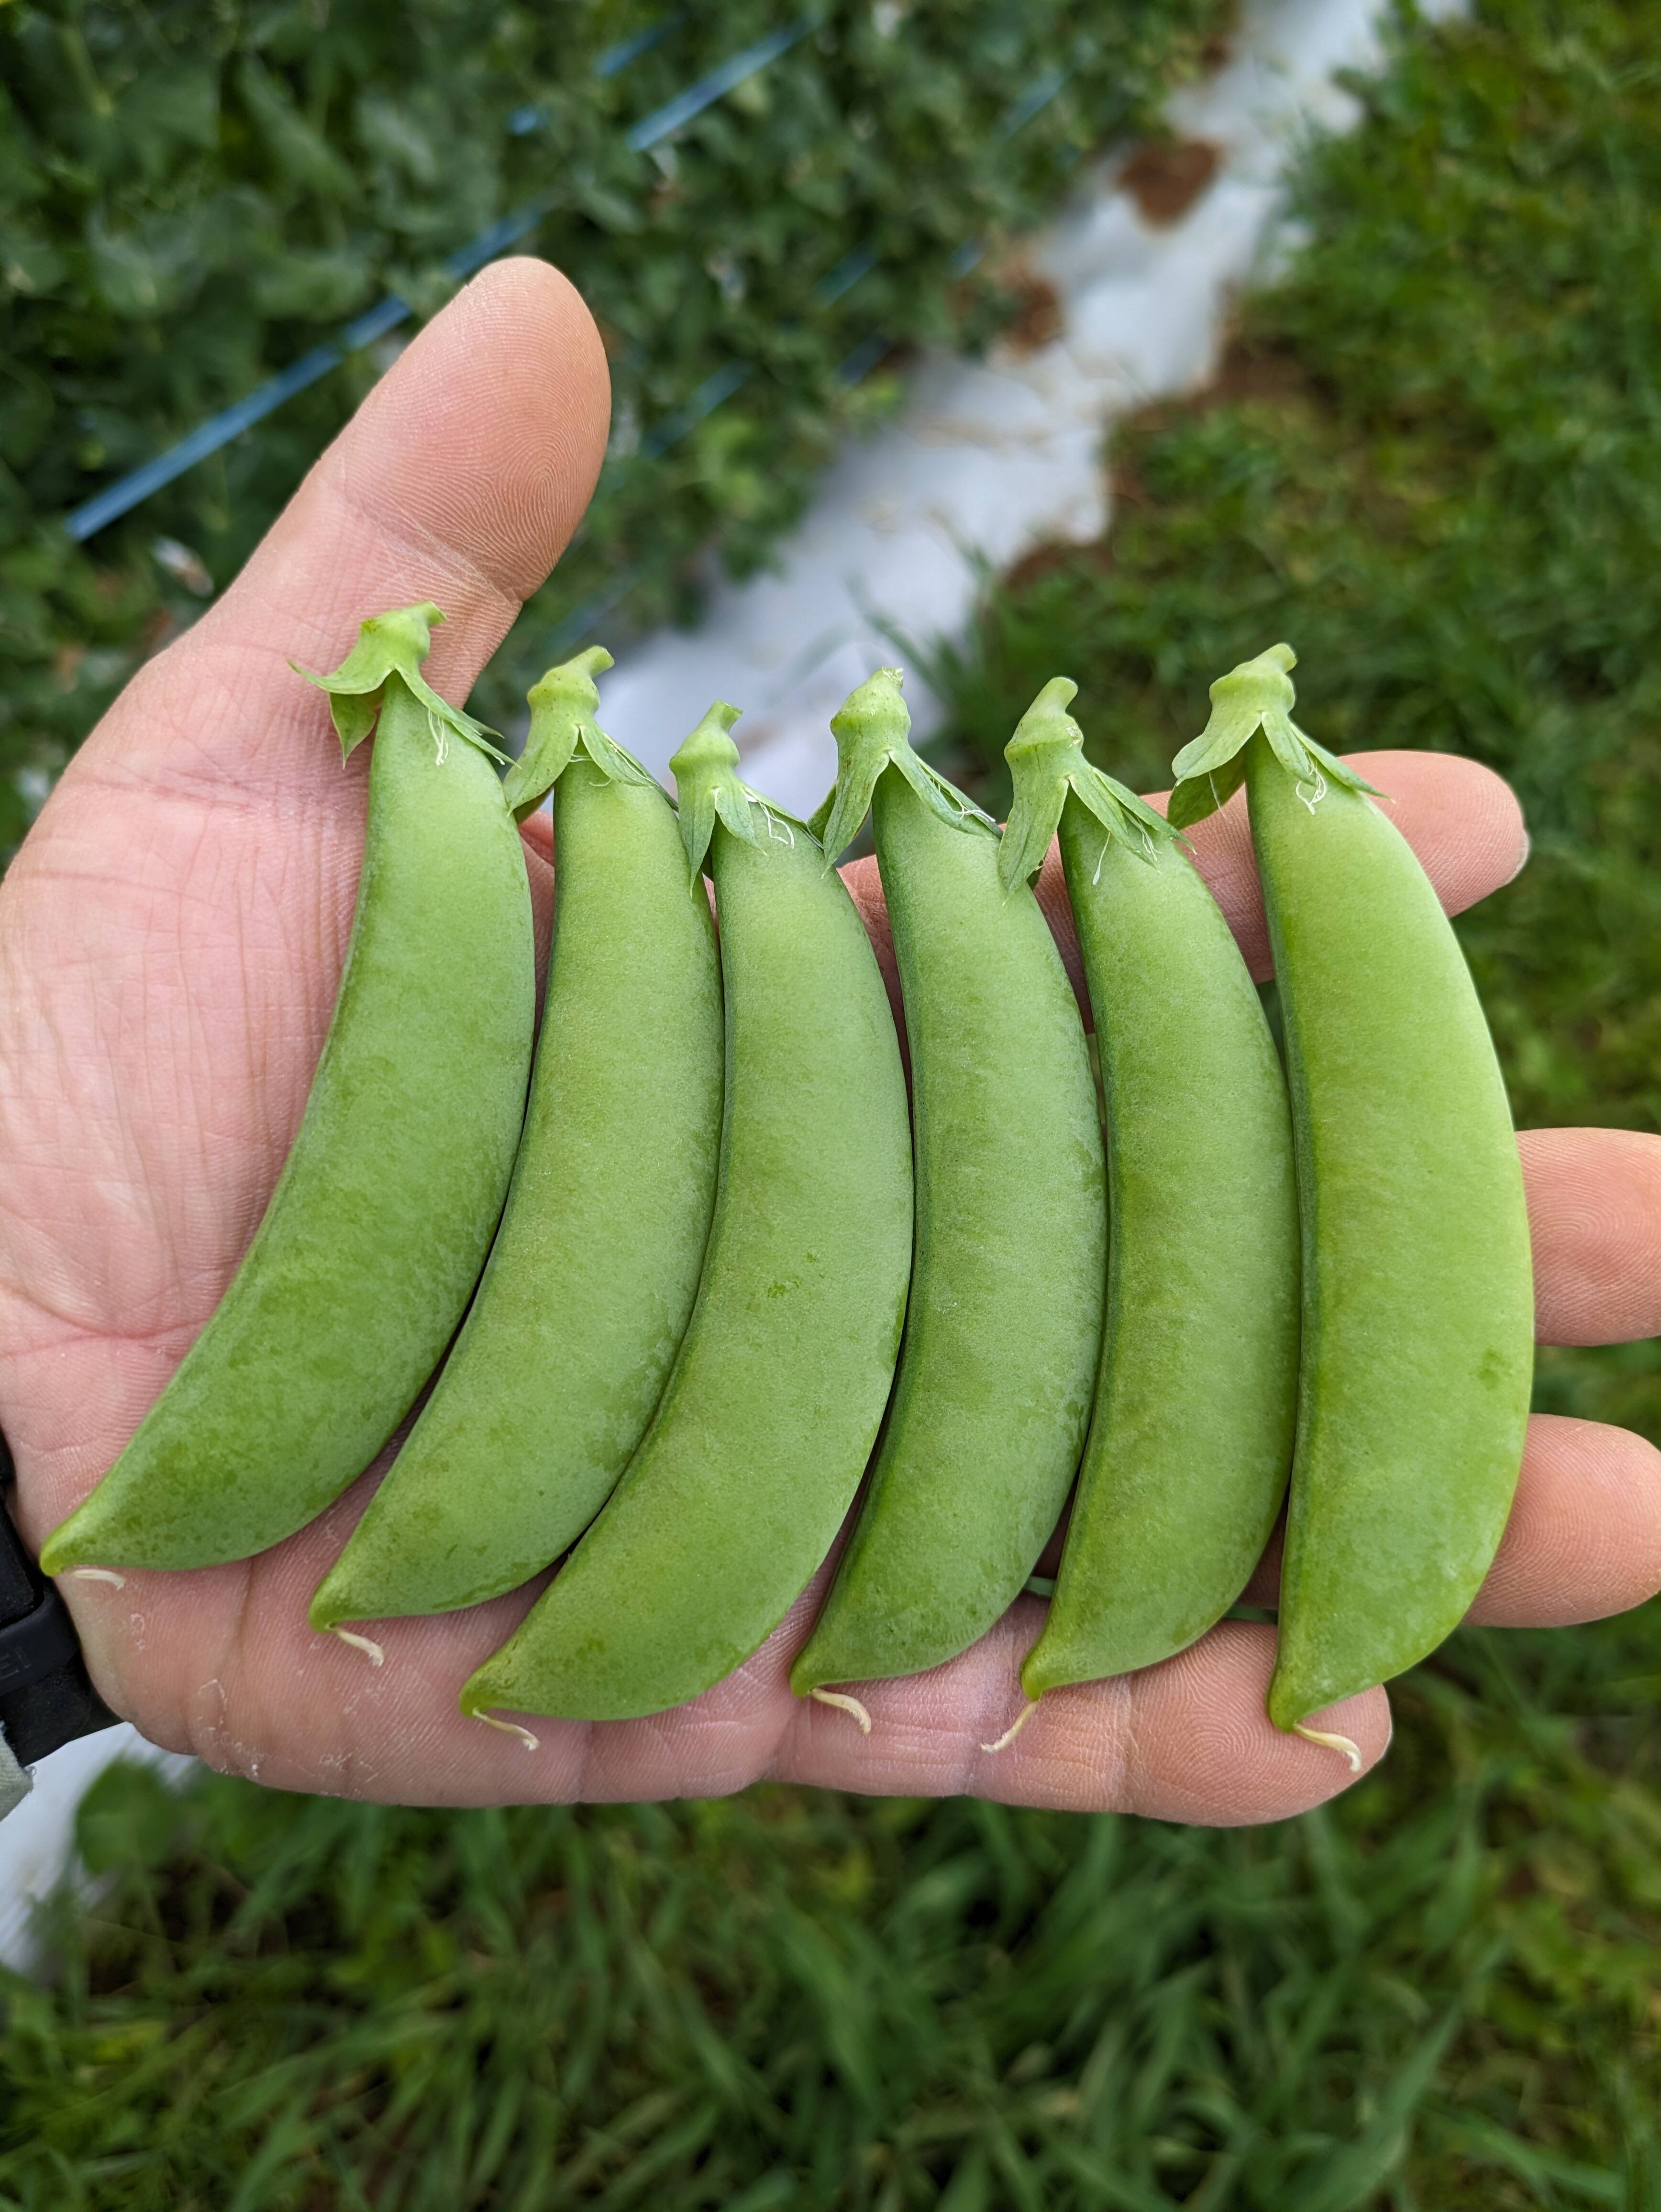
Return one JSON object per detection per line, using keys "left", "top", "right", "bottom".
{"left": 502, "top": 646, "right": 651, "bottom": 821}
{"left": 811, "top": 666, "right": 995, "bottom": 865}
{"left": 670, "top": 701, "right": 803, "bottom": 882}
{"left": 1167, "top": 643, "right": 1381, "bottom": 829}
{"left": 294, "top": 602, "right": 507, "bottom": 767}
{"left": 1000, "top": 676, "right": 1175, "bottom": 892}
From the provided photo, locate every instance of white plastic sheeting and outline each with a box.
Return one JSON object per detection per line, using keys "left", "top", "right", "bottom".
{"left": 0, "top": 1730, "right": 191, "bottom": 1969}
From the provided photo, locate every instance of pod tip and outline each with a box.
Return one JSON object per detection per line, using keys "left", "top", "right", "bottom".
{"left": 1291, "top": 1723, "right": 1363, "bottom": 1775}
{"left": 466, "top": 1704, "right": 541, "bottom": 1753}
{"left": 38, "top": 1517, "right": 89, "bottom": 1578}
{"left": 829, "top": 666, "right": 909, "bottom": 753}
{"left": 808, "top": 1686, "right": 873, "bottom": 1734}
{"left": 669, "top": 699, "right": 744, "bottom": 777}
{"left": 980, "top": 1699, "right": 1039, "bottom": 1755}
{"left": 331, "top": 1627, "right": 385, "bottom": 1668}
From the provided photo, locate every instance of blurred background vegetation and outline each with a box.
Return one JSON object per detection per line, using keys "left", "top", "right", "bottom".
{"left": 0, "top": 0, "right": 1222, "bottom": 861}
{"left": 4, "top": 0, "right": 1661, "bottom": 2205}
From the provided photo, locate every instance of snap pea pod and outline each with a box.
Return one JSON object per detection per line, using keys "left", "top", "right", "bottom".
{"left": 309, "top": 650, "right": 723, "bottom": 1630}
{"left": 462, "top": 702, "right": 912, "bottom": 1727}
{"left": 1001, "top": 680, "right": 1299, "bottom": 1702}
{"left": 41, "top": 605, "right": 535, "bottom": 1573}
{"left": 1168, "top": 644, "right": 1533, "bottom": 1751}
{"left": 789, "top": 670, "right": 1105, "bottom": 1703}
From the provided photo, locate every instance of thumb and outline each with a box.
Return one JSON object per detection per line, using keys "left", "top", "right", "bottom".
{"left": 53, "top": 255, "right": 611, "bottom": 808}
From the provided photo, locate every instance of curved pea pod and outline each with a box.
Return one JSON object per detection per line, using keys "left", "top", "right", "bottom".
{"left": 309, "top": 650, "right": 723, "bottom": 1629}
{"left": 1169, "top": 644, "right": 1533, "bottom": 1745}
{"left": 789, "top": 669, "right": 1106, "bottom": 1701}
{"left": 462, "top": 701, "right": 912, "bottom": 1726}
{"left": 41, "top": 606, "right": 536, "bottom": 1573}
{"left": 999, "top": 681, "right": 1299, "bottom": 1701}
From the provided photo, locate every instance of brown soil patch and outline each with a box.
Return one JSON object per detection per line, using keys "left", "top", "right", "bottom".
{"left": 1000, "top": 272, "right": 1065, "bottom": 354}
{"left": 1004, "top": 538, "right": 1116, "bottom": 595}
{"left": 1198, "top": 0, "right": 1240, "bottom": 73}
{"left": 1204, "top": 329, "right": 1318, "bottom": 408}
{"left": 1119, "top": 137, "right": 1223, "bottom": 226}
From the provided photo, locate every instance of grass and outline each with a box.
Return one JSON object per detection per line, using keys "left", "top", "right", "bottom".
{"left": 4, "top": 1, "right": 1661, "bottom": 2203}
{"left": 5, "top": 1624, "right": 1661, "bottom": 2209}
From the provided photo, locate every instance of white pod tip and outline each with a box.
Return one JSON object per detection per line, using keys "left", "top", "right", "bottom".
{"left": 471, "top": 1709, "right": 540, "bottom": 1753}
{"left": 809, "top": 1687, "right": 872, "bottom": 1735}
{"left": 1292, "top": 1723, "right": 1363, "bottom": 1775}
{"left": 981, "top": 1700, "right": 1038, "bottom": 1755}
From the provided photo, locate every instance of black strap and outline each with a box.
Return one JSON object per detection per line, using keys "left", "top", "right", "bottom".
{"left": 0, "top": 1585, "right": 81, "bottom": 1691}
{"left": 0, "top": 1427, "right": 118, "bottom": 1768}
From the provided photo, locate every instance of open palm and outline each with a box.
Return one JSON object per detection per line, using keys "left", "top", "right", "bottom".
{"left": 3, "top": 261, "right": 1658, "bottom": 1823}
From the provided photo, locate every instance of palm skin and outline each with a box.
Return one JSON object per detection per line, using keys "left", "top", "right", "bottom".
{"left": 2, "top": 261, "right": 1658, "bottom": 1823}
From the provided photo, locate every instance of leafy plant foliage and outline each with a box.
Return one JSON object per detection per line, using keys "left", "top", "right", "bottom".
{"left": 0, "top": 0, "right": 1222, "bottom": 861}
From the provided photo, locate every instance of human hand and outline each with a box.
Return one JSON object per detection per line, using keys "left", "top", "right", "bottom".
{"left": 3, "top": 261, "right": 1658, "bottom": 1824}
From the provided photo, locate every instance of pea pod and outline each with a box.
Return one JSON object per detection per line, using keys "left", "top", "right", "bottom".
{"left": 309, "top": 650, "right": 723, "bottom": 1630}
{"left": 789, "top": 670, "right": 1106, "bottom": 1704}
{"left": 1001, "top": 680, "right": 1299, "bottom": 1703}
{"left": 462, "top": 702, "right": 911, "bottom": 1727}
{"left": 1168, "top": 644, "right": 1533, "bottom": 1751}
{"left": 41, "top": 606, "right": 535, "bottom": 1573}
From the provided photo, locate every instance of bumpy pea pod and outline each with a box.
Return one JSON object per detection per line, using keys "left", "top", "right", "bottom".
{"left": 1169, "top": 644, "right": 1533, "bottom": 1758}
{"left": 42, "top": 606, "right": 535, "bottom": 1573}
{"left": 789, "top": 670, "right": 1106, "bottom": 1711}
{"left": 461, "top": 702, "right": 912, "bottom": 1728}
{"left": 1001, "top": 680, "right": 1299, "bottom": 1709}
{"left": 309, "top": 650, "right": 723, "bottom": 1631}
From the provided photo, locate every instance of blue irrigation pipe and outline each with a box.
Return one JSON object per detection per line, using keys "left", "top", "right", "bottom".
{"left": 639, "top": 361, "right": 754, "bottom": 458}
{"left": 813, "top": 242, "right": 880, "bottom": 308}
{"left": 625, "top": 20, "right": 811, "bottom": 152}
{"left": 999, "top": 67, "right": 1069, "bottom": 139}
{"left": 507, "top": 17, "right": 685, "bottom": 133}
{"left": 62, "top": 17, "right": 815, "bottom": 545}
{"left": 537, "top": 567, "right": 645, "bottom": 664}
{"left": 832, "top": 331, "right": 894, "bottom": 385}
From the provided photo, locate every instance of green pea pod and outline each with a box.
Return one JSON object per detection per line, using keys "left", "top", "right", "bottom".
{"left": 1168, "top": 644, "right": 1533, "bottom": 1751}
{"left": 1000, "top": 680, "right": 1299, "bottom": 1703}
{"left": 789, "top": 670, "right": 1106, "bottom": 1703}
{"left": 41, "top": 606, "right": 536, "bottom": 1573}
{"left": 308, "top": 649, "right": 723, "bottom": 1629}
{"left": 461, "top": 702, "right": 912, "bottom": 1726}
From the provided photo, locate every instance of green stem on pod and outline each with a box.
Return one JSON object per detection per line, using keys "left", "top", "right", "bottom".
{"left": 310, "top": 650, "right": 724, "bottom": 1632}
{"left": 294, "top": 600, "right": 509, "bottom": 767}
{"left": 1168, "top": 645, "right": 1534, "bottom": 1739}
{"left": 42, "top": 606, "right": 536, "bottom": 1573}
{"left": 461, "top": 701, "right": 912, "bottom": 1726}
{"left": 500, "top": 645, "right": 653, "bottom": 817}
{"left": 1000, "top": 679, "right": 1299, "bottom": 1705}
{"left": 790, "top": 669, "right": 1106, "bottom": 1704}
